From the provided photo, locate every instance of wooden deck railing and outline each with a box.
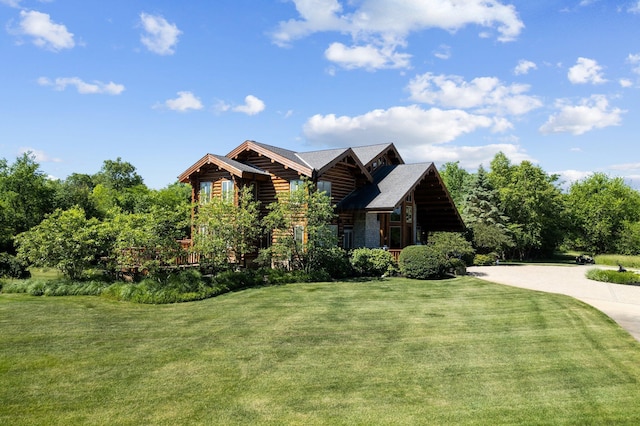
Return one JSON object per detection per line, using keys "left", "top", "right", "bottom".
{"left": 388, "top": 249, "right": 402, "bottom": 262}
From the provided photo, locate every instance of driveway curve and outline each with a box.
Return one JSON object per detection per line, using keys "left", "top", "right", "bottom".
{"left": 467, "top": 264, "right": 640, "bottom": 342}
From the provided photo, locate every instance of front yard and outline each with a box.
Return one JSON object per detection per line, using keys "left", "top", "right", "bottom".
{"left": 2, "top": 276, "right": 640, "bottom": 425}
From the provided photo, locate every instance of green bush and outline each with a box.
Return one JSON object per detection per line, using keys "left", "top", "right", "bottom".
{"left": 473, "top": 253, "right": 498, "bottom": 266}
{"left": 350, "top": 248, "right": 397, "bottom": 277}
{"left": 1, "top": 278, "right": 108, "bottom": 296}
{"left": 0, "top": 252, "right": 31, "bottom": 279}
{"left": 427, "top": 232, "right": 475, "bottom": 266}
{"left": 586, "top": 268, "right": 640, "bottom": 285}
{"left": 448, "top": 258, "right": 467, "bottom": 276}
{"left": 398, "top": 245, "right": 449, "bottom": 280}
{"left": 312, "top": 247, "right": 353, "bottom": 279}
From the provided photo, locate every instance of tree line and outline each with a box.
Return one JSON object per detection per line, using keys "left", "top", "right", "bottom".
{"left": 1, "top": 150, "right": 639, "bottom": 280}
{"left": 0, "top": 153, "right": 191, "bottom": 279}
{"left": 440, "top": 152, "right": 640, "bottom": 260}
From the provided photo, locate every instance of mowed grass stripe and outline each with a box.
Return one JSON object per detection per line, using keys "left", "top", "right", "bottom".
{"left": 1, "top": 277, "right": 640, "bottom": 425}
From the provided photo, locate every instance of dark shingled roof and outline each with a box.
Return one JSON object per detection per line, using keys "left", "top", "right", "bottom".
{"left": 296, "top": 148, "right": 350, "bottom": 171}
{"left": 178, "top": 153, "right": 269, "bottom": 183}
{"left": 249, "top": 141, "right": 310, "bottom": 169}
{"left": 338, "top": 164, "right": 434, "bottom": 211}
{"left": 209, "top": 154, "right": 270, "bottom": 176}
{"left": 351, "top": 143, "right": 397, "bottom": 167}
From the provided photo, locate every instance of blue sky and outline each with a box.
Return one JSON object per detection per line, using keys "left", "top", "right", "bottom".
{"left": 2, "top": 0, "right": 640, "bottom": 189}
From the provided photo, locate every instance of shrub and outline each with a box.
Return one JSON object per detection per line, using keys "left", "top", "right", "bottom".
{"left": 312, "top": 247, "right": 353, "bottom": 279}
{"left": 399, "top": 245, "right": 449, "bottom": 280}
{"left": 473, "top": 253, "right": 498, "bottom": 266}
{"left": 350, "top": 248, "right": 397, "bottom": 277}
{"left": 449, "top": 258, "right": 467, "bottom": 276}
{"left": 428, "top": 232, "right": 475, "bottom": 266}
{"left": 0, "top": 252, "right": 31, "bottom": 279}
{"left": 1, "top": 278, "right": 109, "bottom": 296}
{"left": 586, "top": 268, "right": 640, "bottom": 286}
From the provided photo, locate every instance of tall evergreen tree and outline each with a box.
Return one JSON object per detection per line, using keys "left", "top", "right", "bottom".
{"left": 463, "top": 165, "right": 513, "bottom": 255}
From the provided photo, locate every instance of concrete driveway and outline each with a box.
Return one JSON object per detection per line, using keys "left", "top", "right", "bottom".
{"left": 467, "top": 264, "right": 640, "bottom": 342}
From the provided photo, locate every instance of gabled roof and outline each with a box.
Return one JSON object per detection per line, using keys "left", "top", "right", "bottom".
{"left": 178, "top": 153, "right": 269, "bottom": 183}
{"left": 297, "top": 147, "right": 372, "bottom": 180}
{"left": 337, "top": 163, "right": 465, "bottom": 231}
{"left": 351, "top": 143, "right": 404, "bottom": 168}
{"left": 338, "top": 164, "right": 433, "bottom": 211}
{"left": 227, "top": 140, "right": 313, "bottom": 176}
{"left": 227, "top": 140, "right": 372, "bottom": 181}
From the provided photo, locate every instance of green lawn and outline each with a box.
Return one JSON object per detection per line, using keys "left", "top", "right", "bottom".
{"left": 2, "top": 277, "right": 640, "bottom": 425}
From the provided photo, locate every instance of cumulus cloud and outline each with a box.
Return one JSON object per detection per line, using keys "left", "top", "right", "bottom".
{"left": 19, "top": 147, "right": 62, "bottom": 163}
{"left": 610, "top": 162, "right": 640, "bottom": 172}
{"left": 554, "top": 170, "right": 593, "bottom": 188}
{"left": 38, "top": 77, "right": 125, "bottom": 95}
{"left": 627, "top": 53, "right": 640, "bottom": 75}
{"left": 139, "top": 13, "right": 181, "bottom": 55}
{"left": 433, "top": 44, "right": 451, "bottom": 60}
{"left": 15, "top": 10, "right": 74, "bottom": 51}
{"left": 272, "top": 0, "right": 523, "bottom": 70}
{"left": 400, "top": 143, "right": 533, "bottom": 168}
{"left": 568, "top": 57, "right": 607, "bottom": 84}
{"left": 156, "top": 91, "right": 203, "bottom": 112}
{"left": 232, "top": 95, "right": 266, "bottom": 115}
{"left": 303, "top": 104, "right": 504, "bottom": 147}
{"left": 324, "top": 42, "right": 410, "bottom": 70}
{"left": 407, "top": 73, "right": 542, "bottom": 116}
{"left": 514, "top": 59, "right": 537, "bottom": 75}
{"left": 0, "top": 0, "right": 22, "bottom": 7}
{"left": 628, "top": 1, "right": 640, "bottom": 13}
{"left": 539, "top": 95, "right": 624, "bottom": 135}
{"left": 620, "top": 78, "right": 633, "bottom": 88}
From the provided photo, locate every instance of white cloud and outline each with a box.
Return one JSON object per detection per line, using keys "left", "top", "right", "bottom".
{"left": 0, "top": 0, "right": 22, "bottom": 7}
{"left": 139, "top": 13, "right": 181, "bottom": 55}
{"left": 568, "top": 57, "right": 607, "bottom": 84}
{"left": 620, "top": 78, "right": 633, "bottom": 88}
{"left": 433, "top": 44, "right": 451, "bottom": 60}
{"left": 610, "top": 162, "right": 640, "bottom": 171}
{"left": 19, "top": 147, "right": 62, "bottom": 163}
{"left": 272, "top": 0, "right": 524, "bottom": 70}
{"left": 407, "top": 73, "right": 542, "bottom": 116}
{"left": 303, "top": 104, "right": 501, "bottom": 147}
{"left": 628, "top": 1, "right": 640, "bottom": 13}
{"left": 514, "top": 59, "right": 537, "bottom": 75}
{"left": 325, "top": 42, "right": 410, "bottom": 70}
{"left": 232, "top": 95, "right": 265, "bottom": 115}
{"left": 157, "top": 91, "right": 203, "bottom": 112}
{"left": 627, "top": 53, "right": 640, "bottom": 74}
{"left": 554, "top": 170, "right": 593, "bottom": 188}
{"left": 16, "top": 10, "right": 74, "bottom": 51}
{"left": 539, "top": 95, "right": 624, "bottom": 135}
{"left": 408, "top": 143, "right": 533, "bottom": 168}
{"left": 38, "top": 77, "right": 125, "bottom": 95}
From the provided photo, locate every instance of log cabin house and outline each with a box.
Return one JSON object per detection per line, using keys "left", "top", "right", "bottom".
{"left": 178, "top": 140, "right": 464, "bottom": 261}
